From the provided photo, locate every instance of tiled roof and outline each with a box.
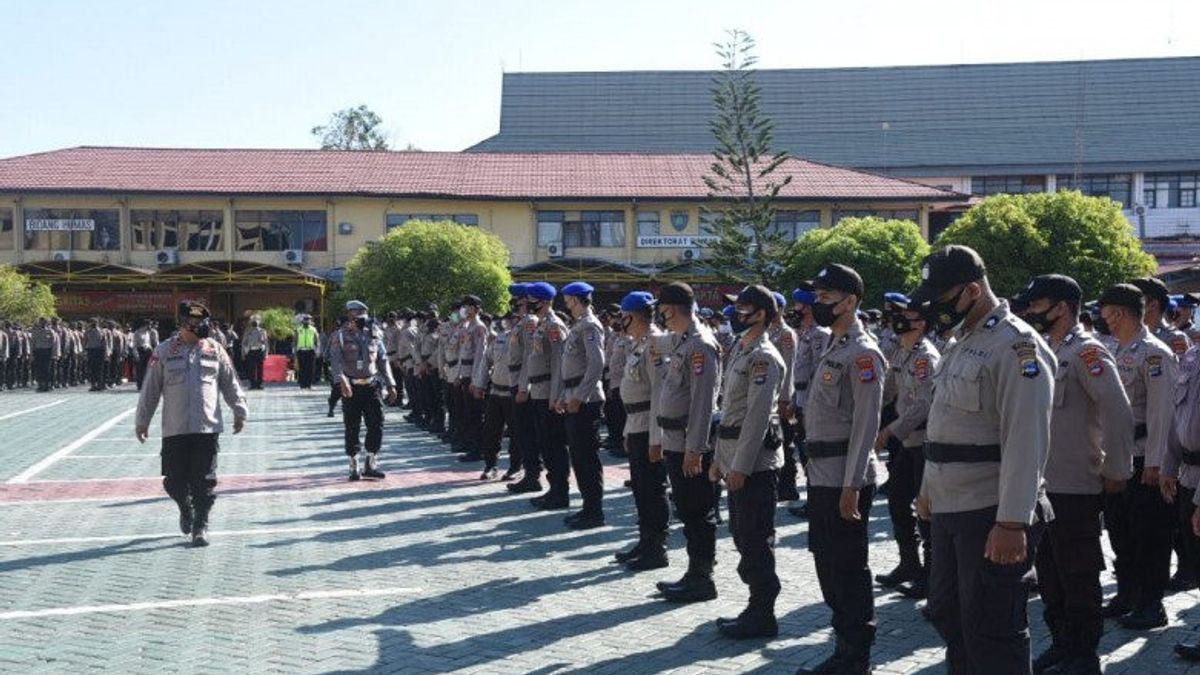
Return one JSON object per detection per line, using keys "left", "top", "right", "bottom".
{"left": 0, "top": 146, "right": 964, "bottom": 202}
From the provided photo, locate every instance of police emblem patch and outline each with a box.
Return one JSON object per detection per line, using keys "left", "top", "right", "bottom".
{"left": 691, "top": 352, "right": 705, "bottom": 376}
{"left": 1013, "top": 341, "right": 1040, "bottom": 378}
{"left": 1079, "top": 346, "right": 1104, "bottom": 377}
{"left": 855, "top": 355, "right": 876, "bottom": 383}
{"left": 752, "top": 361, "right": 768, "bottom": 385}
{"left": 984, "top": 316, "right": 1000, "bottom": 329}
{"left": 549, "top": 327, "right": 562, "bottom": 343}
{"left": 1172, "top": 338, "right": 1188, "bottom": 355}
{"left": 822, "top": 369, "right": 834, "bottom": 384}
{"left": 1148, "top": 354, "right": 1164, "bottom": 377}
{"left": 914, "top": 357, "right": 930, "bottom": 381}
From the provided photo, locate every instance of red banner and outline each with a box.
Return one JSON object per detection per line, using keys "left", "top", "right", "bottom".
{"left": 56, "top": 290, "right": 211, "bottom": 316}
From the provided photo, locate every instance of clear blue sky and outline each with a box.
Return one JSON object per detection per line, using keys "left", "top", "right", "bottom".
{"left": 3, "top": 0, "right": 1197, "bottom": 158}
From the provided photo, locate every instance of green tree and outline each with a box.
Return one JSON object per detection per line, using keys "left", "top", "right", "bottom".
{"left": 0, "top": 265, "right": 56, "bottom": 323}
{"left": 699, "top": 29, "right": 792, "bottom": 286}
{"left": 781, "top": 217, "right": 930, "bottom": 307}
{"left": 935, "top": 191, "right": 1156, "bottom": 299}
{"left": 311, "top": 104, "right": 390, "bottom": 150}
{"left": 341, "top": 220, "right": 512, "bottom": 315}
{"left": 249, "top": 307, "right": 296, "bottom": 350}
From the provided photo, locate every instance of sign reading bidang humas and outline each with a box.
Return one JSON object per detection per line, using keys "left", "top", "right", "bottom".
{"left": 26, "top": 218, "right": 95, "bottom": 231}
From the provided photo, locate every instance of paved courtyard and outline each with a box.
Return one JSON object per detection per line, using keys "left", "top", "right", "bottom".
{"left": 0, "top": 385, "right": 1198, "bottom": 674}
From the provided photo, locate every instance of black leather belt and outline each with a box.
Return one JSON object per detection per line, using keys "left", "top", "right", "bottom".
{"left": 447, "top": 360, "right": 458, "bottom": 367}
{"left": 460, "top": 359, "right": 474, "bottom": 366}
{"left": 657, "top": 415, "right": 688, "bottom": 430}
{"left": 795, "top": 382, "right": 807, "bottom": 391}
{"left": 924, "top": 442, "right": 1002, "bottom": 463}
{"left": 490, "top": 383, "right": 513, "bottom": 394}
{"left": 563, "top": 376, "right": 582, "bottom": 387}
{"left": 805, "top": 440, "right": 849, "bottom": 458}
{"left": 1134, "top": 423, "right": 1147, "bottom": 441}
{"left": 529, "top": 373, "right": 550, "bottom": 384}
{"left": 1183, "top": 451, "right": 1200, "bottom": 466}
{"left": 508, "top": 364, "right": 522, "bottom": 373}
{"left": 399, "top": 355, "right": 412, "bottom": 363}
{"left": 718, "top": 425, "right": 742, "bottom": 439}
{"left": 624, "top": 400, "right": 650, "bottom": 414}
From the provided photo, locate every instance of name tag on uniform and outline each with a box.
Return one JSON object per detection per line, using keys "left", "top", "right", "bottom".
{"left": 356, "top": 359, "right": 364, "bottom": 370}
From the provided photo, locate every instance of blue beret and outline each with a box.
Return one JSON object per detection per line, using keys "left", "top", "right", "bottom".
{"left": 791, "top": 288, "right": 817, "bottom": 305}
{"left": 561, "top": 281, "right": 594, "bottom": 297}
{"left": 722, "top": 305, "right": 735, "bottom": 318}
{"left": 508, "top": 282, "right": 529, "bottom": 296}
{"left": 345, "top": 299, "right": 369, "bottom": 312}
{"left": 1168, "top": 296, "right": 1180, "bottom": 312}
{"left": 620, "top": 291, "right": 656, "bottom": 312}
{"left": 772, "top": 292, "right": 786, "bottom": 310}
{"left": 527, "top": 282, "right": 556, "bottom": 301}
{"left": 884, "top": 292, "right": 911, "bottom": 308}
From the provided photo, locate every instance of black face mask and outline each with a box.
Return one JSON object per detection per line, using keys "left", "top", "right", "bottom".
{"left": 187, "top": 320, "right": 211, "bottom": 339}
{"left": 526, "top": 301, "right": 541, "bottom": 314}
{"left": 811, "top": 301, "right": 839, "bottom": 328}
{"left": 731, "top": 309, "right": 762, "bottom": 335}
{"left": 354, "top": 317, "right": 369, "bottom": 330}
{"left": 1024, "top": 307, "right": 1055, "bottom": 334}
{"left": 784, "top": 310, "right": 803, "bottom": 328}
{"left": 891, "top": 316, "right": 916, "bottom": 335}
{"left": 928, "top": 287, "right": 972, "bottom": 333}
{"left": 1093, "top": 315, "right": 1111, "bottom": 336}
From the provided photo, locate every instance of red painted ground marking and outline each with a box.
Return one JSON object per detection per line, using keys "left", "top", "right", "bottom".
{"left": 0, "top": 464, "right": 629, "bottom": 504}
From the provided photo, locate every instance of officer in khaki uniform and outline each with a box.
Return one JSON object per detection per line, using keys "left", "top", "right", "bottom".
{"left": 1095, "top": 283, "right": 1179, "bottom": 630}
{"left": 911, "top": 245, "right": 1055, "bottom": 675}
{"left": 520, "top": 283, "right": 571, "bottom": 509}
{"left": 604, "top": 307, "right": 630, "bottom": 455}
{"left": 795, "top": 265, "right": 885, "bottom": 674}
{"left": 456, "top": 295, "right": 490, "bottom": 462}
{"left": 501, "top": 285, "right": 531, "bottom": 481}
{"left": 708, "top": 285, "right": 786, "bottom": 640}
{"left": 654, "top": 282, "right": 722, "bottom": 604}
{"left": 786, "top": 283, "right": 831, "bottom": 518}
{"left": 1131, "top": 277, "right": 1192, "bottom": 358}
{"left": 1169, "top": 344, "right": 1200, "bottom": 662}
{"left": 614, "top": 291, "right": 671, "bottom": 571}
{"left": 241, "top": 320, "right": 269, "bottom": 390}
{"left": 767, "top": 291, "right": 798, "bottom": 503}
{"left": 135, "top": 302, "right": 248, "bottom": 547}
{"left": 873, "top": 294, "right": 940, "bottom": 600}
{"left": 556, "top": 281, "right": 608, "bottom": 529}
{"left": 327, "top": 300, "right": 398, "bottom": 481}
{"left": 1017, "top": 275, "right": 1135, "bottom": 674}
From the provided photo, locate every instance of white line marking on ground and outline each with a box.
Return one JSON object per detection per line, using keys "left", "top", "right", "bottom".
{"left": 0, "top": 398, "right": 67, "bottom": 421}
{"left": 0, "top": 586, "right": 422, "bottom": 620}
{"left": 0, "top": 523, "right": 358, "bottom": 547}
{"left": 71, "top": 450, "right": 312, "bottom": 459}
{"left": 22, "top": 470, "right": 324, "bottom": 484}
{"left": 7, "top": 408, "right": 137, "bottom": 484}
{"left": 91, "top": 435, "right": 295, "bottom": 442}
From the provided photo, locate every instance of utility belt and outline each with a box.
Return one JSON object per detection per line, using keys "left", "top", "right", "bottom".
{"left": 490, "top": 382, "right": 515, "bottom": 395}
{"left": 399, "top": 355, "right": 412, "bottom": 364}
{"left": 795, "top": 381, "right": 808, "bottom": 392}
{"left": 720, "top": 424, "right": 784, "bottom": 448}
{"left": 1183, "top": 450, "right": 1200, "bottom": 466}
{"left": 1134, "top": 423, "right": 1147, "bottom": 441}
{"left": 529, "top": 373, "right": 550, "bottom": 384}
{"left": 656, "top": 415, "right": 688, "bottom": 431}
{"left": 508, "top": 364, "right": 522, "bottom": 373}
{"left": 624, "top": 400, "right": 650, "bottom": 414}
{"left": 460, "top": 359, "right": 474, "bottom": 366}
{"left": 805, "top": 439, "right": 849, "bottom": 458}
{"left": 349, "top": 378, "right": 376, "bottom": 386}
{"left": 446, "top": 359, "right": 458, "bottom": 367}
{"left": 563, "top": 376, "right": 582, "bottom": 388}
{"left": 924, "top": 442, "right": 1002, "bottom": 463}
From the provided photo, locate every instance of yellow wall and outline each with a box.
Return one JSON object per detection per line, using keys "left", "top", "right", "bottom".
{"left": 0, "top": 193, "right": 934, "bottom": 271}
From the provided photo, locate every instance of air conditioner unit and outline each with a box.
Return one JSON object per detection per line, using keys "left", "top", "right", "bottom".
{"left": 681, "top": 247, "right": 703, "bottom": 262}
{"left": 51, "top": 250, "right": 72, "bottom": 262}
{"left": 283, "top": 249, "right": 304, "bottom": 266}
{"left": 155, "top": 249, "right": 179, "bottom": 266}
{"left": 1134, "top": 204, "right": 1147, "bottom": 216}
{"left": 546, "top": 242, "right": 564, "bottom": 258}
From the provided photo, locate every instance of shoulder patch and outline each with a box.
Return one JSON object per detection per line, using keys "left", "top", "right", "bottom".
{"left": 855, "top": 355, "right": 877, "bottom": 383}
{"left": 1012, "top": 341, "right": 1040, "bottom": 378}
{"left": 984, "top": 315, "right": 1000, "bottom": 329}
{"left": 1147, "top": 354, "right": 1164, "bottom": 377}
{"left": 752, "top": 360, "right": 769, "bottom": 385}
{"left": 586, "top": 329, "right": 598, "bottom": 343}
{"left": 914, "top": 357, "right": 930, "bottom": 381}
{"left": 781, "top": 333, "right": 794, "bottom": 350}
{"left": 1079, "top": 345, "right": 1105, "bottom": 377}
{"left": 691, "top": 351, "right": 705, "bottom": 376}
{"left": 1172, "top": 338, "right": 1188, "bottom": 355}
{"left": 549, "top": 327, "right": 562, "bottom": 343}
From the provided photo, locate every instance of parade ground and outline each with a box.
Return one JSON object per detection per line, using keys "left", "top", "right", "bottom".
{"left": 0, "top": 386, "right": 1197, "bottom": 675}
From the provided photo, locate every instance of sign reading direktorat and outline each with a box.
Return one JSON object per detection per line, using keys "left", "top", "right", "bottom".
{"left": 636, "top": 235, "right": 719, "bottom": 248}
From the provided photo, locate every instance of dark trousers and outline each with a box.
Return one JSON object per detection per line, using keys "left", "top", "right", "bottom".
{"left": 87, "top": 348, "right": 106, "bottom": 389}
{"left": 887, "top": 444, "right": 929, "bottom": 571}
{"left": 1035, "top": 492, "right": 1104, "bottom": 657}
{"left": 809, "top": 484, "right": 877, "bottom": 649}
{"left": 136, "top": 348, "right": 152, "bottom": 389}
{"left": 929, "top": 506, "right": 1042, "bottom": 675}
{"left": 1104, "top": 457, "right": 1173, "bottom": 608}
{"left": 565, "top": 401, "right": 604, "bottom": 514}
{"left": 534, "top": 399, "right": 569, "bottom": 498}
{"left": 296, "top": 350, "right": 316, "bottom": 388}
{"left": 603, "top": 389, "right": 626, "bottom": 446}
{"left": 459, "top": 380, "right": 484, "bottom": 451}
{"left": 246, "top": 350, "right": 265, "bottom": 389}
{"left": 665, "top": 451, "right": 717, "bottom": 576}
{"left": 515, "top": 398, "right": 540, "bottom": 477}
{"left": 33, "top": 348, "right": 51, "bottom": 390}
{"left": 342, "top": 384, "right": 384, "bottom": 456}
{"left": 729, "top": 470, "right": 781, "bottom": 614}
{"left": 481, "top": 392, "right": 516, "bottom": 468}
{"left": 328, "top": 382, "right": 342, "bottom": 412}
{"left": 445, "top": 379, "right": 461, "bottom": 439}
{"left": 777, "top": 417, "right": 801, "bottom": 501}
{"left": 627, "top": 432, "right": 669, "bottom": 540}
{"left": 427, "top": 374, "right": 445, "bottom": 432}
{"left": 161, "top": 433, "right": 219, "bottom": 527}
{"left": 1179, "top": 486, "right": 1200, "bottom": 583}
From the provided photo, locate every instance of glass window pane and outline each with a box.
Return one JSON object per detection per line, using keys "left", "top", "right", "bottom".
{"left": 537, "top": 221, "right": 562, "bottom": 246}
{"left": 637, "top": 211, "right": 660, "bottom": 237}
{"left": 0, "top": 208, "right": 12, "bottom": 250}
{"left": 24, "top": 208, "right": 119, "bottom": 250}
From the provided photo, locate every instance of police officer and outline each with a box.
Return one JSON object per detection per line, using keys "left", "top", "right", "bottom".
{"left": 457, "top": 295, "right": 490, "bottom": 462}
{"left": 133, "top": 319, "right": 157, "bottom": 390}
{"left": 84, "top": 319, "right": 110, "bottom": 392}
{"left": 1017, "top": 275, "right": 1134, "bottom": 673}
{"left": 1131, "top": 277, "right": 1192, "bottom": 358}
{"left": 614, "top": 291, "right": 670, "bottom": 570}
{"left": 241, "top": 319, "right": 268, "bottom": 390}
{"left": 911, "top": 245, "right": 1054, "bottom": 674}
{"left": 767, "top": 291, "right": 798, "bottom": 504}
{"left": 420, "top": 312, "right": 446, "bottom": 433}
{"left": 874, "top": 294, "right": 940, "bottom": 600}
{"left": 787, "top": 282, "right": 831, "bottom": 519}
{"left": 31, "top": 318, "right": 57, "bottom": 392}
{"left": 508, "top": 283, "right": 550, "bottom": 494}
{"left": 478, "top": 308, "right": 518, "bottom": 480}
{"left": 1174, "top": 293, "right": 1200, "bottom": 344}
{"left": 1095, "top": 283, "right": 1178, "bottom": 629}
{"left": 795, "top": 265, "right": 885, "bottom": 673}
{"left": 556, "top": 281, "right": 607, "bottom": 529}
{"left": 295, "top": 316, "right": 320, "bottom": 389}
{"left": 520, "top": 283, "right": 571, "bottom": 509}
{"left": 653, "top": 282, "right": 721, "bottom": 603}
{"left": 500, "top": 288, "right": 529, "bottom": 480}
{"left": 135, "top": 302, "right": 248, "bottom": 547}
{"left": 709, "top": 284, "right": 785, "bottom": 639}
{"left": 604, "top": 306, "right": 630, "bottom": 457}
{"left": 327, "top": 300, "right": 398, "bottom": 481}
{"left": 1171, "top": 343, "right": 1200, "bottom": 662}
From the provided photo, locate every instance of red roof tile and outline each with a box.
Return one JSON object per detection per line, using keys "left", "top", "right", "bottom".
{"left": 0, "top": 146, "right": 965, "bottom": 202}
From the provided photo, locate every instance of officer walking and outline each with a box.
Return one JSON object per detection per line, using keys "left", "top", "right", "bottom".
{"left": 556, "top": 281, "right": 608, "bottom": 529}
{"left": 709, "top": 284, "right": 786, "bottom": 639}
{"left": 911, "top": 245, "right": 1055, "bottom": 674}
{"left": 1017, "top": 275, "right": 1134, "bottom": 674}
{"left": 135, "top": 302, "right": 248, "bottom": 547}
{"left": 242, "top": 319, "right": 268, "bottom": 390}
{"left": 796, "top": 265, "right": 885, "bottom": 674}
{"left": 327, "top": 300, "right": 398, "bottom": 481}
{"left": 653, "top": 282, "right": 721, "bottom": 604}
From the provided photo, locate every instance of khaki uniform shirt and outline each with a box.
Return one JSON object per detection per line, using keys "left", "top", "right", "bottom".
{"left": 791, "top": 324, "right": 831, "bottom": 409}
{"left": 886, "top": 337, "right": 940, "bottom": 449}
{"left": 804, "top": 320, "right": 885, "bottom": 489}
{"left": 558, "top": 311, "right": 606, "bottom": 405}
{"left": 327, "top": 326, "right": 396, "bottom": 387}
{"left": 136, "top": 336, "right": 248, "bottom": 438}
{"left": 1166, "top": 347, "right": 1200, "bottom": 492}
{"left": 768, "top": 323, "right": 797, "bottom": 406}
{"left": 921, "top": 303, "right": 1055, "bottom": 524}
{"left": 457, "top": 317, "right": 488, "bottom": 386}
{"left": 656, "top": 318, "right": 720, "bottom": 454}
{"left": 1115, "top": 326, "right": 1177, "bottom": 468}
{"left": 607, "top": 333, "right": 630, "bottom": 393}
{"left": 1155, "top": 323, "right": 1192, "bottom": 359}
{"left": 506, "top": 318, "right": 527, "bottom": 391}
{"left": 716, "top": 332, "right": 785, "bottom": 475}
{"left": 620, "top": 328, "right": 667, "bottom": 445}
{"left": 242, "top": 327, "right": 268, "bottom": 352}
{"left": 1046, "top": 325, "right": 1135, "bottom": 494}
{"left": 520, "top": 313, "right": 567, "bottom": 401}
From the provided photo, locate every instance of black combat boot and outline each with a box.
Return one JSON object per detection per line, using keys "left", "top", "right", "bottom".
{"left": 625, "top": 534, "right": 668, "bottom": 571}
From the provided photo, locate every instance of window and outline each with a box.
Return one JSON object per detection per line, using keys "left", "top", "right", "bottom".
{"left": 766, "top": 210, "right": 821, "bottom": 241}
{"left": 130, "top": 210, "right": 223, "bottom": 251}
{"left": 1055, "top": 174, "right": 1132, "bottom": 208}
{"left": 537, "top": 210, "right": 564, "bottom": 246}
{"left": 234, "top": 210, "right": 327, "bottom": 251}
{"left": 0, "top": 208, "right": 12, "bottom": 250}
{"left": 832, "top": 209, "right": 918, "bottom": 224}
{"left": 385, "top": 213, "right": 478, "bottom": 229}
{"left": 970, "top": 175, "right": 1045, "bottom": 196}
{"left": 1144, "top": 172, "right": 1200, "bottom": 209}
{"left": 23, "top": 208, "right": 120, "bottom": 250}
{"left": 1143, "top": 189, "right": 1158, "bottom": 209}
{"left": 538, "top": 210, "right": 625, "bottom": 248}
{"left": 636, "top": 211, "right": 661, "bottom": 237}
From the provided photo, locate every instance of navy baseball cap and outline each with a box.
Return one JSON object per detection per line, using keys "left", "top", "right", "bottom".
{"left": 910, "top": 246, "right": 987, "bottom": 307}
{"left": 813, "top": 264, "right": 865, "bottom": 298}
